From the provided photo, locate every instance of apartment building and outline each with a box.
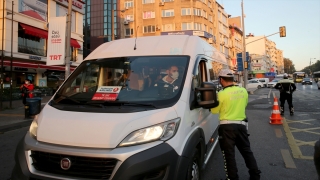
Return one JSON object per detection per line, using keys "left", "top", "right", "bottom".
{"left": 119, "top": 0, "right": 216, "bottom": 43}
{"left": 246, "top": 34, "right": 284, "bottom": 76}
{"left": 228, "top": 16, "right": 242, "bottom": 72}
{"left": 0, "top": 0, "right": 84, "bottom": 89}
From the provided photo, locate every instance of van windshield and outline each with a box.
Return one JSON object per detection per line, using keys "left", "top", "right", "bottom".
{"left": 51, "top": 56, "right": 189, "bottom": 111}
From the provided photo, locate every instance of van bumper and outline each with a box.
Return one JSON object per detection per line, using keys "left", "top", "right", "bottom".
{"left": 12, "top": 136, "right": 185, "bottom": 180}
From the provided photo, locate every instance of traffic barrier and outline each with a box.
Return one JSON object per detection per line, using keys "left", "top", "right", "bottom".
{"left": 270, "top": 97, "right": 283, "bottom": 125}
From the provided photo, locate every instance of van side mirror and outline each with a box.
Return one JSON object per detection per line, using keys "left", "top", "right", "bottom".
{"left": 195, "top": 82, "right": 219, "bottom": 109}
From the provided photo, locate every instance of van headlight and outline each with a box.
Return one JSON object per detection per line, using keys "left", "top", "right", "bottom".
{"left": 29, "top": 115, "right": 39, "bottom": 139}
{"left": 118, "top": 118, "right": 180, "bottom": 147}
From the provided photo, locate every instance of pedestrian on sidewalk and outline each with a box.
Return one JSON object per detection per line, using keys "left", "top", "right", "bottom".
{"left": 20, "top": 79, "right": 34, "bottom": 105}
{"left": 210, "top": 69, "right": 261, "bottom": 180}
{"left": 274, "top": 73, "right": 296, "bottom": 116}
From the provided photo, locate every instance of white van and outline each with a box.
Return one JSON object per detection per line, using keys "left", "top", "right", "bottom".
{"left": 251, "top": 78, "right": 270, "bottom": 87}
{"left": 12, "top": 35, "right": 229, "bottom": 180}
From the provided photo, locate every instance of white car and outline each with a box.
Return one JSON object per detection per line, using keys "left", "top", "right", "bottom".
{"left": 267, "top": 79, "right": 280, "bottom": 88}
{"left": 247, "top": 80, "right": 263, "bottom": 89}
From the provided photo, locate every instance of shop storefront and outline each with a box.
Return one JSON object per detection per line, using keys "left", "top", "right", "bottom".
{"left": 2, "top": 60, "right": 76, "bottom": 89}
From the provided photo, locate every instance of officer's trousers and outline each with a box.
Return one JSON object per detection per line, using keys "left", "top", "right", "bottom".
{"left": 219, "top": 124, "right": 261, "bottom": 180}
{"left": 279, "top": 92, "right": 294, "bottom": 113}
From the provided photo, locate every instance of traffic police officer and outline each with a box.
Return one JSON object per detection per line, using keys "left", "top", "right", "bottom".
{"left": 211, "top": 69, "right": 261, "bottom": 180}
{"left": 274, "top": 73, "right": 296, "bottom": 115}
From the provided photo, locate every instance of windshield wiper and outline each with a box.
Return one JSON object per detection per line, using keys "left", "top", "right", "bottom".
{"left": 54, "top": 93, "right": 103, "bottom": 108}
{"left": 87, "top": 101, "right": 157, "bottom": 108}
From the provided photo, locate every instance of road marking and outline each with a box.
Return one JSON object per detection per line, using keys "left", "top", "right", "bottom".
{"left": 295, "top": 139, "right": 317, "bottom": 146}
{"left": 283, "top": 118, "right": 303, "bottom": 159}
{"left": 268, "top": 89, "right": 272, "bottom": 98}
{"left": 297, "top": 114, "right": 308, "bottom": 116}
{"left": 281, "top": 149, "right": 297, "bottom": 169}
{"left": 0, "top": 114, "right": 24, "bottom": 117}
{"left": 283, "top": 118, "right": 314, "bottom": 159}
{"left": 275, "top": 128, "right": 283, "bottom": 138}
{"left": 289, "top": 127, "right": 320, "bottom": 135}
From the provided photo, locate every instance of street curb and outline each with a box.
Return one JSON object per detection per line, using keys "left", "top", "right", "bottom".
{"left": 0, "top": 120, "right": 33, "bottom": 133}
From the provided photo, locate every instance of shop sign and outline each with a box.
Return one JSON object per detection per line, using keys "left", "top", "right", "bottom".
{"left": 54, "top": 0, "right": 85, "bottom": 14}
{"left": 29, "top": 55, "right": 41, "bottom": 60}
{"left": 47, "top": 16, "right": 66, "bottom": 66}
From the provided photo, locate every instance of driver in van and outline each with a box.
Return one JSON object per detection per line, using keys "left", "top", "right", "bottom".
{"left": 154, "top": 65, "right": 180, "bottom": 90}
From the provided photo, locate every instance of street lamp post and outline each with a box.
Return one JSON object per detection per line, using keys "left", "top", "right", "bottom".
{"left": 65, "top": 0, "right": 72, "bottom": 78}
{"left": 0, "top": 0, "right": 5, "bottom": 111}
{"left": 310, "top": 57, "right": 316, "bottom": 76}
{"left": 241, "top": 0, "right": 248, "bottom": 89}
{"left": 9, "top": 0, "right": 12, "bottom": 108}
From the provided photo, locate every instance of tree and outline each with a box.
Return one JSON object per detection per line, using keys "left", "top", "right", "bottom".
{"left": 301, "top": 60, "right": 320, "bottom": 74}
{"left": 283, "top": 58, "right": 296, "bottom": 74}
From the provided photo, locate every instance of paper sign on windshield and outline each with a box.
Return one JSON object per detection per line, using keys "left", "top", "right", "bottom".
{"left": 96, "top": 86, "right": 121, "bottom": 93}
{"left": 92, "top": 86, "right": 121, "bottom": 101}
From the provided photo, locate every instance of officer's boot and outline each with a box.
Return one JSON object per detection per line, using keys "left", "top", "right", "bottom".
{"left": 249, "top": 169, "right": 261, "bottom": 180}
{"left": 280, "top": 106, "right": 284, "bottom": 115}
{"left": 290, "top": 107, "right": 294, "bottom": 116}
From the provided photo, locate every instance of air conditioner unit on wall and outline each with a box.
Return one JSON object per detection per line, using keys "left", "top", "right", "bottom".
{"left": 159, "top": 2, "right": 165, "bottom": 6}
{"left": 124, "top": 21, "right": 129, "bottom": 25}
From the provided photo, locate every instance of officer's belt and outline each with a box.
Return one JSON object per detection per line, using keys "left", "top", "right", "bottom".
{"left": 220, "top": 120, "right": 247, "bottom": 125}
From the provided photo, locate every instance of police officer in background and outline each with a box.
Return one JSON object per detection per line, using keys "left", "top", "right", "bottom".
{"left": 211, "top": 69, "right": 261, "bottom": 180}
{"left": 274, "top": 73, "right": 296, "bottom": 116}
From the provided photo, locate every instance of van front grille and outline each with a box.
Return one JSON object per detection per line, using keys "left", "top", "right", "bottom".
{"left": 30, "top": 151, "right": 117, "bottom": 179}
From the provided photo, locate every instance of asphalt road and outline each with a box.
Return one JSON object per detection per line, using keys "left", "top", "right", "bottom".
{"left": 1, "top": 83, "right": 319, "bottom": 180}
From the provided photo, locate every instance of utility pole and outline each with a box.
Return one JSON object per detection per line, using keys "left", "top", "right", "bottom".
{"left": 111, "top": 0, "right": 114, "bottom": 40}
{"left": 9, "top": 0, "right": 12, "bottom": 108}
{"left": 0, "top": 0, "right": 5, "bottom": 111}
{"left": 65, "top": 0, "right": 72, "bottom": 79}
{"left": 241, "top": 0, "right": 248, "bottom": 89}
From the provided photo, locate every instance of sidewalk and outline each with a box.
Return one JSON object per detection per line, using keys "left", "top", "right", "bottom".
{"left": 0, "top": 96, "right": 52, "bottom": 133}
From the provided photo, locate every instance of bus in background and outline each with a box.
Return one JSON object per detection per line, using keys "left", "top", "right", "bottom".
{"left": 313, "top": 71, "right": 320, "bottom": 83}
{"left": 293, "top": 71, "right": 306, "bottom": 83}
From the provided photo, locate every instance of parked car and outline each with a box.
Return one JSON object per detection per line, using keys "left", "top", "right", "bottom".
{"left": 302, "top": 78, "right": 312, "bottom": 85}
{"left": 267, "top": 79, "right": 280, "bottom": 88}
{"left": 247, "top": 80, "right": 263, "bottom": 89}
{"left": 250, "top": 78, "right": 269, "bottom": 87}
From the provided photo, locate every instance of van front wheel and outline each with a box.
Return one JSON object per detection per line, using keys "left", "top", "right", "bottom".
{"left": 186, "top": 148, "right": 200, "bottom": 180}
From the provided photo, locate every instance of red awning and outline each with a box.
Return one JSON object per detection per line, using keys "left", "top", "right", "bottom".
{"left": 3, "top": 60, "right": 76, "bottom": 71}
{"left": 70, "top": 39, "right": 81, "bottom": 48}
{"left": 20, "top": 24, "right": 48, "bottom": 39}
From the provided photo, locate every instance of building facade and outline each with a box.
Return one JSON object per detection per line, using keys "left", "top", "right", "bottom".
{"left": 83, "top": 0, "right": 120, "bottom": 58}
{"left": 246, "top": 34, "right": 284, "bottom": 77}
{"left": 0, "top": 0, "right": 84, "bottom": 90}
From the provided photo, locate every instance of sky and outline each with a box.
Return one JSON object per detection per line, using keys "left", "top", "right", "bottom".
{"left": 217, "top": 0, "right": 320, "bottom": 71}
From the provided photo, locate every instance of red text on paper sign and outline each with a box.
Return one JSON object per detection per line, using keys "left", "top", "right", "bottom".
{"left": 51, "top": 39, "right": 62, "bottom": 43}
{"left": 50, "top": 55, "right": 62, "bottom": 60}
{"left": 92, "top": 93, "right": 118, "bottom": 101}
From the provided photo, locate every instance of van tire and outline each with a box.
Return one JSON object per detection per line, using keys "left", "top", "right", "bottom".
{"left": 186, "top": 148, "right": 200, "bottom": 180}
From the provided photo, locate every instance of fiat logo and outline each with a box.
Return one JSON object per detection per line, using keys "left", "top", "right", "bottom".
{"left": 60, "top": 158, "right": 71, "bottom": 170}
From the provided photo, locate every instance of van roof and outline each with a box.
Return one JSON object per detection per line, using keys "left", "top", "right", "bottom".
{"left": 84, "top": 35, "right": 227, "bottom": 64}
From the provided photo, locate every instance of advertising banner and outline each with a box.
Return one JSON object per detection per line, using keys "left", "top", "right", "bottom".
{"left": 56, "top": 4, "right": 76, "bottom": 32}
{"left": 18, "top": 0, "right": 48, "bottom": 22}
{"left": 47, "top": 16, "right": 66, "bottom": 66}
{"left": 53, "top": 0, "right": 85, "bottom": 14}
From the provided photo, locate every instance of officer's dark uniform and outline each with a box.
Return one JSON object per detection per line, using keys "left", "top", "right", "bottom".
{"left": 274, "top": 76, "right": 296, "bottom": 115}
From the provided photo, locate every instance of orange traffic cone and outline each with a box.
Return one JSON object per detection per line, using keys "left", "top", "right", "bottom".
{"left": 270, "top": 97, "right": 283, "bottom": 125}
